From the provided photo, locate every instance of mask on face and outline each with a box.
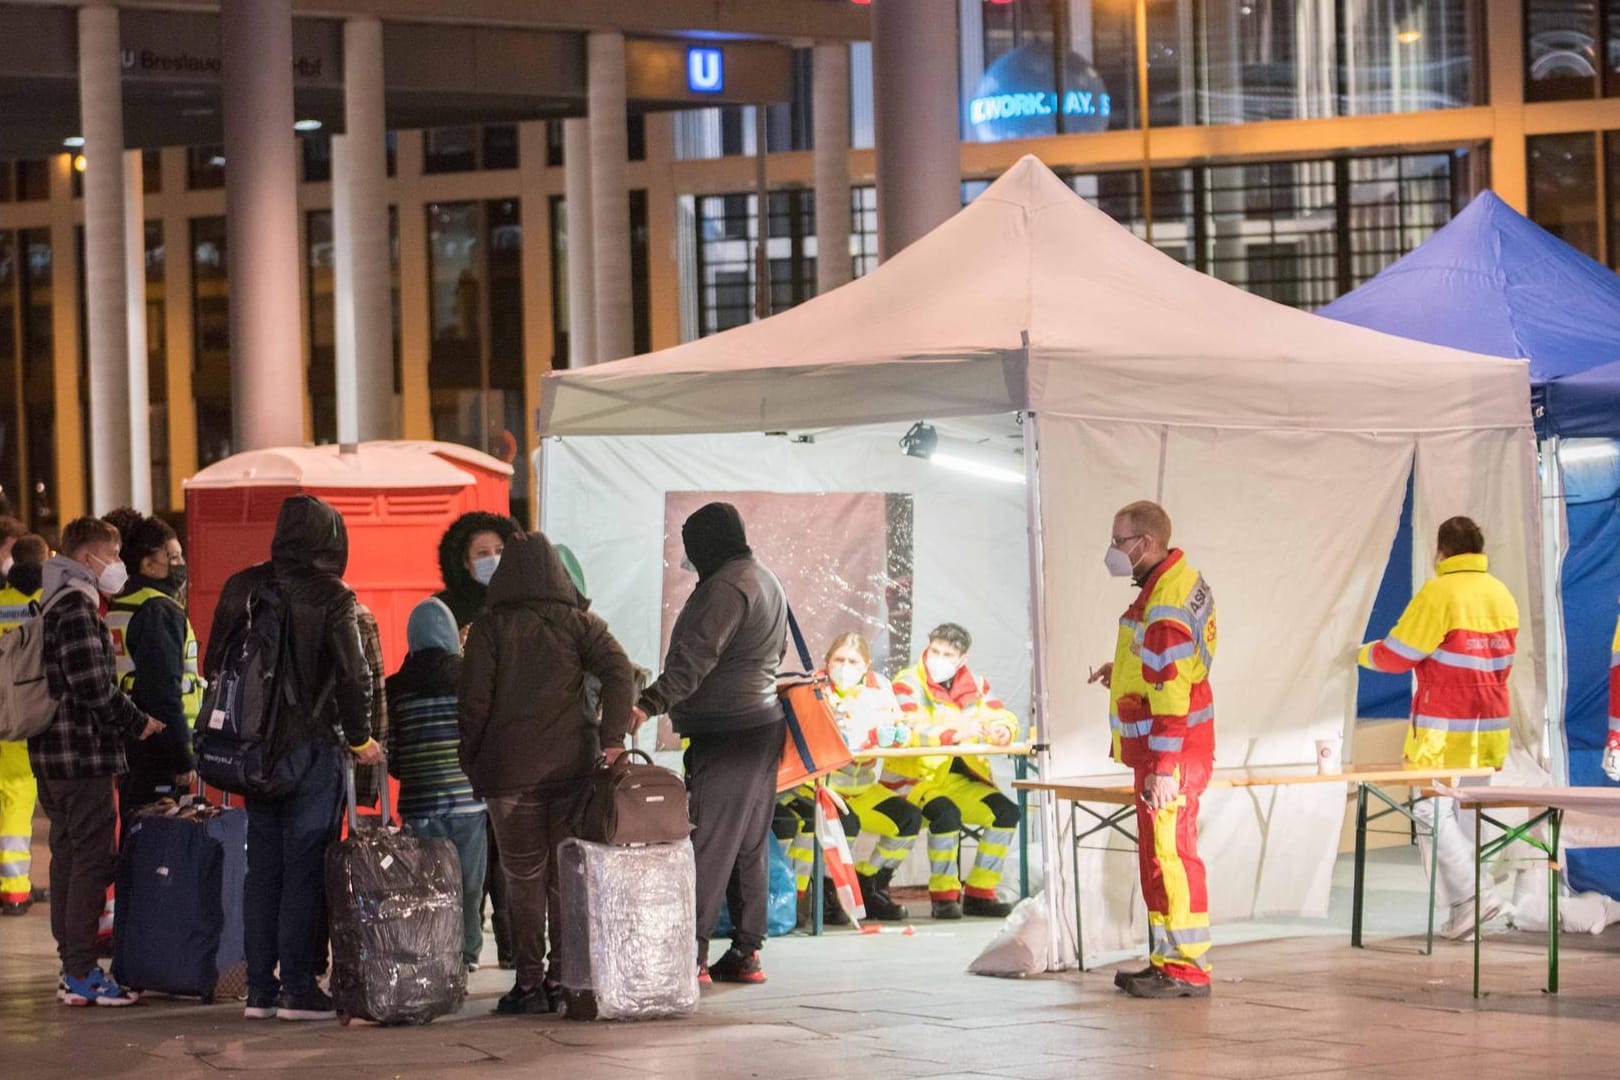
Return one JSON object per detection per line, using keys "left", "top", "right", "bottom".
{"left": 925, "top": 655, "right": 960, "bottom": 685}
{"left": 165, "top": 563, "right": 189, "bottom": 592}
{"left": 829, "top": 663, "right": 865, "bottom": 691}
{"left": 471, "top": 554, "right": 500, "bottom": 586}
{"left": 1104, "top": 545, "right": 1137, "bottom": 578}
{"left": 96, "top": 557, "right": 129, "bottom": 596}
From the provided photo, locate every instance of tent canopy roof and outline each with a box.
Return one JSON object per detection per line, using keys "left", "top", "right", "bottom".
{"left": 541, "top": 156, "right": 1530, "bottom": 439}
{"left": 1319, "top": 190, "right": 1620, "bottom": 437}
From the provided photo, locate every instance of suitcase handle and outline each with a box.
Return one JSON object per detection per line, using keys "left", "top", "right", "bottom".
{"left": 342, "top": 754, "right": 392, "bottom": 833}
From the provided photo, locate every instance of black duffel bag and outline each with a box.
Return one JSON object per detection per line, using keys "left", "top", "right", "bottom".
{"left": 576, "top": 749, "right": 689, "bottom": 846}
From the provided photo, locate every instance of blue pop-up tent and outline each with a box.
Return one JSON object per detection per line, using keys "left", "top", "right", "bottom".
{"left": 1320, "top": 190, "right": 1620, "bottom": 896}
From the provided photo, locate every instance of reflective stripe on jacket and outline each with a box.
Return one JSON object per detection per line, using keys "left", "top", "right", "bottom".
{"left": 890, "top": 659, "right": 1018, "bottom": 790}
{"left": 1359, "top": 552, "right": 1517, "bottom": 770}
{"left": 1109, "top": 549, "right": 1217, "bottom": 773}
{"left": 1609, "top": 606, "right": 1620, "bottom": 739}
{"left": 0, "top": 585, "right": 39, "bottom": 636}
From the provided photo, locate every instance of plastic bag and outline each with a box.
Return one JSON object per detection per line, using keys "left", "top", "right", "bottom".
{"left": 967, "top": 894, "right": 1049, "bottom": 978}
{"left": 715, "top": 837, "right": 797, "bottom": 938}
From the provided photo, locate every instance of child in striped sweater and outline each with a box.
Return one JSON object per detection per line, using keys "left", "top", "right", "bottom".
{"left": 387, "top": 597, "right": 487, "bottom": 972}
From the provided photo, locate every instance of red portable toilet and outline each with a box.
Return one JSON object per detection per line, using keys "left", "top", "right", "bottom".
{"left": 185, "top": 441, "right": 514, "bottom": 672}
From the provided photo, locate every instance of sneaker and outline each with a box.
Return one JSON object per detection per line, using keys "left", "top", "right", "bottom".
{"left": 697, "top": 964, "right": 712, "bottom": 986}
{"left": 930, "top": 899, "right": 963, "bottom": 920}
{"left": 708, "top": 948, "right": 766, "bottom": 985}
{"left": 962, "top": 895, "right": 1014, "bottom": 919}
{"left": 465, "top": 961, "right": 481, "bottom": 975}
{"left": 494, "top": 981, "right": 551, "bottom": 1015}
{"left": 58, "top": 972, "right": 90, "bottom": 1007}
{"left": 83, "top": 965, "right": 137, "bottom": 1010}
{"left": 1122, "top": 969, "right": 1211, "bottom": 1000}
{"left": 1112, "top": 963, "right": 1154, "bottom": 990}
{"left": 1441, "top": 894, "right": 1510, "bottom": 941}
{"left": 243, "top": 989, "right": 279, "bottom": 1020}
{"left": 276, "top": 987, "right": 337, "bottom": 1021}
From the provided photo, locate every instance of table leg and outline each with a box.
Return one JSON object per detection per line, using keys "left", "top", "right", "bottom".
{"left": 1016, "top": 755, "right": 1030, "bottom": 900}
{"left": 1472, "top": 808, "right": 1482, "bottom": 1000}
{"left": 1549, "top": 809, "right": 1562, "bottom": 995}
{"left": 811, "top": 779, "right": 825, "bottom": 937}
{"left": 1351, "top": 783, "right": 1368, "bottom": 949}
{"left": 1425, "top": 795, "right": 1439, "bottom": 956}
{"left": 1070, "top": 802, "right": 1086, "bottom": 972}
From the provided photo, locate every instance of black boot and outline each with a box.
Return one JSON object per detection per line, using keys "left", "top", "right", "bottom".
{"left": 795, "top": 889, "right": 812, "bottom": 931}
{"left": 858, "top": 870, "right": 909, "bottom": 921}
{"left": 821, "top": 877, "right": 851, "bottom": 926}
{"left": 963, "top": 894, "right": 1014, "bottom": 918}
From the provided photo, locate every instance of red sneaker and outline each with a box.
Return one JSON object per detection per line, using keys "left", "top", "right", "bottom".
{"left": 697, "top": 964, "right": 712, "bottom": 986}
{"left": 708, "top": 949, "right": 766, "bottom": 985}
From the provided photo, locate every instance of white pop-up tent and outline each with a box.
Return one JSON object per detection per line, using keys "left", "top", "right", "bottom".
{"left": 538, "top": 156, "right": 1544, "bottom": 968}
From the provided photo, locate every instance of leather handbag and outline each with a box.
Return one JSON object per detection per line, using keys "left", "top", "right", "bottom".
{"left": 776, "top": 608, "right": 855, "bottom": 792}
{"left": 576, "top": 749, "right": 690, "bottom": 846}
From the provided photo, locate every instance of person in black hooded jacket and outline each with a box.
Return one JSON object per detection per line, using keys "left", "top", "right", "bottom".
{"left": 634, "top": 502, "right": 788, "bottom": 986}
{"left": 207, "top": 494, "right": 380, "bottom": 1023}
{"left": 434, "top": 511, "right": 523, "bottom": 630}
{"left": 459, "top": 530, "right": 634, "bottom": 1015}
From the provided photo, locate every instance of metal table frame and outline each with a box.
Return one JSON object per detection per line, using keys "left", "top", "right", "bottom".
{"left": 1470, "top": 804, "right": 1562, "bottom": 998}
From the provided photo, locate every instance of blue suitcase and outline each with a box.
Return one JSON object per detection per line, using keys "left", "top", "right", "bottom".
{"left": 112, "top": 800, "right": 247, "bottom": 1002}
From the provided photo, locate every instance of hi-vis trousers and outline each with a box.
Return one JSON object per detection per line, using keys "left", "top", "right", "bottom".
{"left": 0, "top": 741, "right": 35, "bottom": 903}
{"left": 1133, "top": 761, "right": 1212, "bottom": 985}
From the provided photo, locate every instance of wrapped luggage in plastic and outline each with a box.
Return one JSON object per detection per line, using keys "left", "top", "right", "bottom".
{"left": 325, "top": 762, "right": 466, "bottom": 1025}
{"left": 558, "top": 837, "right": 698, "bottom": 1021}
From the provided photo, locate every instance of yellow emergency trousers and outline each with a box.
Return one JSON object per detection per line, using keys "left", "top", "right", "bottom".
{"left": 0, "top": 585, "right": 40, "bottom": 903}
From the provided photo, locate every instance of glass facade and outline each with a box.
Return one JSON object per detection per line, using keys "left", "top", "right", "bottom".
{"left": 306, "top": 207, "right": 402, "bottom": 445}
{"left": 1526, "top": 130, "right": 1620, "bottom": 267}
{"left": 426, "top": 198, "right": 528, "bottom": 520}
{"left": 143, "top": 221, "right": 168, "bottom": 511}
{"left": 191, "top": 215, "right": 232, "bottom": 468}
{"left": 1525, "top": 0, "right": 1620, "bottom": 100}
{"left": 423, "top": 124, "right": 519, "bottom": 173}
{"left": 0, "top": 229, "right": 58, "bottom": 532}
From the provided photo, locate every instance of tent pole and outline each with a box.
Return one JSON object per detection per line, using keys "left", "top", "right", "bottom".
{"left": 1023, "top": 410, "right": 1069, "bottom": 971}
{"left": 1541, "top": 437, "right": 1570, "bottom": 786}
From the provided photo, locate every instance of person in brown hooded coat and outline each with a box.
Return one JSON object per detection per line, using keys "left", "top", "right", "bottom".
{"left": 458, "top": 531, "right": 635, "bottom": 1015}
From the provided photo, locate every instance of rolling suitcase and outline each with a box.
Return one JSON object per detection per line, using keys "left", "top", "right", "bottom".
{"left": 557, "top": 837, "right": 698, "bottom": 1021}
{"left": 325, "top": 760, "right": 466, "bottom": 1025}
{"left": 111, "top": 796, "right": 247, "bottom": 1002}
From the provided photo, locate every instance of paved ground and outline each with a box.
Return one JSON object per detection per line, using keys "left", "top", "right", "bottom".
{"left": 4, "top": 848, "right": 1619, "bottom": 1080}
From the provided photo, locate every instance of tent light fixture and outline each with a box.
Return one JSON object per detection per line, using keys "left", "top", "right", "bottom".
{"left": 930, "top": 451, "right": 1026, "bottom": 485}
{"left": 63, "top": 135, "right": 84, "bottom": 148}
{"left": 293, "top": 118, "right": 323, "bottom": 132}
{"left": 900, "top": 421, "right": 938, "bottom": 459}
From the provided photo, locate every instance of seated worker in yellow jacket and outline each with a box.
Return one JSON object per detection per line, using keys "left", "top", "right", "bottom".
{"left": 0, "top": 532, "right": 47, "bottom": 915}
{"left": 890, "top": 623, "right": 1019, "bottom": 920}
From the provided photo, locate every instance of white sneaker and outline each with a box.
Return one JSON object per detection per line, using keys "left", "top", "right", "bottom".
{"left": 1442, "top": 894, "right": 1509, "bottom": 941}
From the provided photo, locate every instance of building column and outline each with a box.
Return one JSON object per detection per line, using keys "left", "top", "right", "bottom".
{"left": 393, "top": 129, "right": 433, "bottom": 440}
{"left": 872, "top": 0, "right": 960, "bottom": 261}
{"left": 588, "top": 31, "right": 634, "bottom": 363}
{"left": 564, "top": 117, "right": 597, "bottom": 366}
{"left": 813, "top": 42, "right": 853, "bottom": 293}
{"left": 222, "top": 0, "right": 303, "bottom": 451}
{"left": 79, "top": 5, "right": 135, "bottom": 512}
{"left": 1487, "top": 0, "right": 1528, "bottom": 211}
{"left": 49, "top": 155, "right": 86, "bottom": 524}
{"left": 336, "top": 16, "right": 395, "bottom": 442}
{"left": 123, "top": 150, "right": 151, "bottom": 510}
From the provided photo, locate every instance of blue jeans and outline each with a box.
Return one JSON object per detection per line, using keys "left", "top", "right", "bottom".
{"left": 244, "top": 743, "right": 343, "bottom": 998}
{"left": 405, "top": 811, "right": 488, "bottom": 965}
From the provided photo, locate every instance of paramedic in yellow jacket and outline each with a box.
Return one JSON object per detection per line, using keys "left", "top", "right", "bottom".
{"left": 891, "top": 623, "right": 1020, "bottom": 920}
{"left": 0, "top": 532, "right": 47, "bottom": 915}
{"left": 106, "top": 516, "right": 201, "bottom": 817}
{"left": 1359, "top": 515, "right": 1518, "bottom": 938}
{"left": 1089, "top": 501, "right": 1216, "bottom": 1000}
{"left": 775, "top": 632, "right": 920, "bottom": 923}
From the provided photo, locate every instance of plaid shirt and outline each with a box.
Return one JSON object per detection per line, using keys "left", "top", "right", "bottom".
{"left": 353, "top": 603, "right": 389, "bottom": 805}
{"left": 28, "top": 579, "right": 147, "bottom": 779}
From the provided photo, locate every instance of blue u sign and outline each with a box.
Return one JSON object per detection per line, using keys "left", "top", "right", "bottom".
{"left": 688, "top": 47, "right": 724, "bottom": 94}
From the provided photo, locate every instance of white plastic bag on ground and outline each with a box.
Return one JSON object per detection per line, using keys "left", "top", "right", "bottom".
{"left": 967, "top": 894, "right": 1048, "bottom": 978}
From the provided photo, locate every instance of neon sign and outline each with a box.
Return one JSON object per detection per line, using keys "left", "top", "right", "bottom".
{"left": 687, "top": 47, "right": 724, "bottom": 94}
{"left": 968, "top": 90, "right": 1111, "bottom": 126}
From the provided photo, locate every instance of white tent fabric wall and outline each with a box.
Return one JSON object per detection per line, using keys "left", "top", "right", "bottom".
{"left": 537, "top": 155, "right": 1544, "bottom": 970}
{"left": 539, "top": 421, "right": 1035, "bottom": 783}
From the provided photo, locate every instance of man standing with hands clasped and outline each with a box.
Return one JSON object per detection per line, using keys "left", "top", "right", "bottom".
{"left": 1088, "top": 501, "right": 1217, "bottom": 1000}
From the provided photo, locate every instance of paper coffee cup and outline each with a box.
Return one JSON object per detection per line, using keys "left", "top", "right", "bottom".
{"left": 1315, "top": 737, "right": 1342, "bottom": 775}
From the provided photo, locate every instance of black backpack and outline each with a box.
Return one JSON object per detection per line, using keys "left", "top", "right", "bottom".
{"left": 194, "top": 582, "right": 330, "bottom": 799}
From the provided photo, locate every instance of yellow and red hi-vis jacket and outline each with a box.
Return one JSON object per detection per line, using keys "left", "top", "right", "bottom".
{"left": 888, "top": 658, "right": 1018, "bottom": 792}
{"left": 1110, "top": 549, "right": 1217, "bottom": 775}
{"left": 1359, "top": 553, "right": 1518, "bottom": 770}
{"left": 1609, "top": 606, "right": 1620, "bottom": 745}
